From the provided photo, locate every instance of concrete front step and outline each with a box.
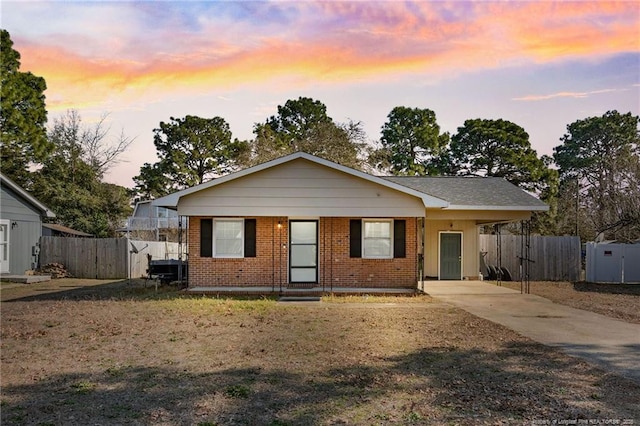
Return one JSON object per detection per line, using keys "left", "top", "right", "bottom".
{"left": 0, "top": 275, "right": 52, "bottom": 284}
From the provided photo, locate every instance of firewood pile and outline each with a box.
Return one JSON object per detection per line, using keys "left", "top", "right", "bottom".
{"left": 37, "top": 263, "right": 73, "bottom": 279}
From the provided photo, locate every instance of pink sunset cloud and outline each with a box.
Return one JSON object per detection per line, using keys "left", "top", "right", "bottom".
{"left": 10, "top": 1, "right": 639, "bottom": 112}
{"left": 512, "top": 88, "right": 626, "bottom": 102}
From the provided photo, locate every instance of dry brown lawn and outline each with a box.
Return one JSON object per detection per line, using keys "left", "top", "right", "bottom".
{"left": 1, "top": 279, "right": 639, "bottom": 425}
{"left": 498, "top": 281, "right": 640, "bottom": 324}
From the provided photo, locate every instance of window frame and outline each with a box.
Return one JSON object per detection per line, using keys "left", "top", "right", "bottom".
{"left": 213, "top": 218, "right": 245, "bottom": 258}
{"left": 361, "top": 219, "right": 394, "bottom": 259}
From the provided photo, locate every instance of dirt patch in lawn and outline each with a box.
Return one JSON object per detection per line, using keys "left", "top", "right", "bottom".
{"left": 497, "top": 281, "right": 640, "bottom": 324}
{"left": 1, "top": 279, "right": 638, "bottom": 425}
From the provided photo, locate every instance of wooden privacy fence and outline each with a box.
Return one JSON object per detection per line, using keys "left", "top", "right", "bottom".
{"left": 39, "top": 237, "right": 186, "bottom": 279}
{"left": 479, "top": 235, "right": 581, "bottom": 282}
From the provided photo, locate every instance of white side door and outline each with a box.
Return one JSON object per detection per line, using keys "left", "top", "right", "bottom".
{"left": 0, "top": 220, "right": 9, "bottom": 273}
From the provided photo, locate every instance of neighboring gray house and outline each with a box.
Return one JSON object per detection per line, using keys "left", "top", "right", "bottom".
{"left": 0, "top": 173, "right": 55, "bottom": 274}
{"left": 122, "top": 200, "right": 180, "bottom": 241}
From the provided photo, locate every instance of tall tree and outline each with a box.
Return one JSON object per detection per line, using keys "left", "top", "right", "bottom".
{"left": 79, "top": 113, "right": 135, "bottom": 179}
{"left": 376, "top": 106, "right": 450, "bottom": 176}
{"left": 300, "top": 120, "right": 365, "bottom": 168}
{"left": 250, "top": 122, "right": 290, "bottom": 165}
{"left": 250, "top": 97, "right": 366, "bottom": 169}
{"left": 47, "top": 110, "right": 134, "bottom": 180}
{"left": 133, "top": 162, "right": 171, "bottom": 201}
{"left": 31, "top": 111, "right": 132, "bottom": 237}
{"left": 0, "top": 29, "right": 50, "bottom": 187}
{"left": 134, "top": 115, "right": 248, "bottom": 196}
{"left": 265, "top": 96, "right": 333, "bottom": 149}
{"left": 529, "top": 155, "right": 560, "bottom": 236}
{"left": 450, "top": 118, "right": 553, "bottom": 192}
{"left": 553, "top": 110, "right": 640, "bottom": 241}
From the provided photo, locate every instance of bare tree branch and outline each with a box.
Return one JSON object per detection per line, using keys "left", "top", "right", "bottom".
{"left": 79, "top": 112, "right": 135, "bottom": 177}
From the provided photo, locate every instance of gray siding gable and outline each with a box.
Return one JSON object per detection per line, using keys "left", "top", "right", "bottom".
{"left": 0, "top": 173, "right": 55, "bottom": 218}
{"left": 133, "top": 201, "right": 152, "bottom": 218}
{"left": 1, "top": 185, "right": 43, "bottom": 222}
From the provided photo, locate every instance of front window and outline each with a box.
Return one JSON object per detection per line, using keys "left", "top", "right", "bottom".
{"left": 214, "top": 219, "right": 243, "bottom": 258}
{"left": 362, "top": 219, "right": 392, "bottom": 259}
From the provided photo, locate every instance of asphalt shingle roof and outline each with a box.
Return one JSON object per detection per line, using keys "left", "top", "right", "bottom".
{"left": 382, "top": 176, "right": 548, "bottom": 209}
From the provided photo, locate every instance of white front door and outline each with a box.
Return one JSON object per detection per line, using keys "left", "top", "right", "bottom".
{"left": 289, "top": 220, "right": 318, "bottom": 283}
{"left": 0, "top": 220, "right": 9, "bottom": 273}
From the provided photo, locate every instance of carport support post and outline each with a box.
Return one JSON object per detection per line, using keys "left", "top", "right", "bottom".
{"left": 495, "top": 224, "right": 502, "bottom": 286}
{"left": 520, "top": 220, "right": 532, "bottom": 294}
{"left": 177, "top": 216, "right": 183, "bottom": 283}
{"left": 127, "top": 237, "right": 132, "bottom": 286}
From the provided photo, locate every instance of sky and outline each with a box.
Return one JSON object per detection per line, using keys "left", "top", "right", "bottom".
{"left": 2, "top": 1, "right": 639, "bottom": 189}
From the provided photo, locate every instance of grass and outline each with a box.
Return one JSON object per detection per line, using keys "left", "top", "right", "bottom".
{"left": 223, "top": 384, "right": 251, "bottom": 399}
{"left": 321, "top": 294, "right": 431, "bottom": 304}
{"left": 1, "top": 279, "right": 639, "bottom": 425}
{"left": 156, "top": 294, "right": 279, "bottom": 314}
{"left": 71, "top": 381, "right": 96, "bottom": 394}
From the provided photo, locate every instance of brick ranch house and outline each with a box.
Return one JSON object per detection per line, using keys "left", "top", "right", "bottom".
{"left": 153, "top": 152, "right": 547, "bottom": 292}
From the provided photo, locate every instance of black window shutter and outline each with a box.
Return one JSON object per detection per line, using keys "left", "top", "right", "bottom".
{"left": 394, "top": 220, "right": 406, "bottom": 258}
{"left": 350, "top": 219, "right": 361, "bottom": 258}
{"left": 244, "top": 219, "right": 257, "bottom": 258}
{"left": 200, "top": 219, "right": 213, "bottom": 257}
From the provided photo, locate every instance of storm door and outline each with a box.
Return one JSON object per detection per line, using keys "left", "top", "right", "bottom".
{"left": 289, "top": 220, "right": 318, "bottom": 283}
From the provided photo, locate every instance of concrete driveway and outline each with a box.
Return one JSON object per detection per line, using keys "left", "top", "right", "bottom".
{"left": 424, "top": 280, "right": 640, "bottom": 384}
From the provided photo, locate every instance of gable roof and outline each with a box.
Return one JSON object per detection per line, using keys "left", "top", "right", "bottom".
{"left": 383, "top": 176, "right": 548, "bottom": 211}
{"left": 0, "top": 173, "right": 56, "bottom": 218}
{"left": 153, "top": 152, "right": 449, "bottom": 209}
{"left": 152, "top": 153, "right": 547, "bottom": 212}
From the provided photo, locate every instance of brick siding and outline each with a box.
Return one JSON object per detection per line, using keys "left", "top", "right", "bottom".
{"left": 188, "top": 216, "right": 418, "bottom": 288}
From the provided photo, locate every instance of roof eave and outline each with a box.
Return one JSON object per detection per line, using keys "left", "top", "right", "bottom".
{"left": 151, "top": 194, "right": 180, "bottom": 209}
{"left": 0, "top": 173, "right": 56, "bottom": 218}
{"left": 442, "top": 204, "right": 549, "bottom": 211}
{"left": 42, "top": 223, "right": 92, "bottom": 236}
{"left": 420, "top": 197, "right": 449, "bottom": 208}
